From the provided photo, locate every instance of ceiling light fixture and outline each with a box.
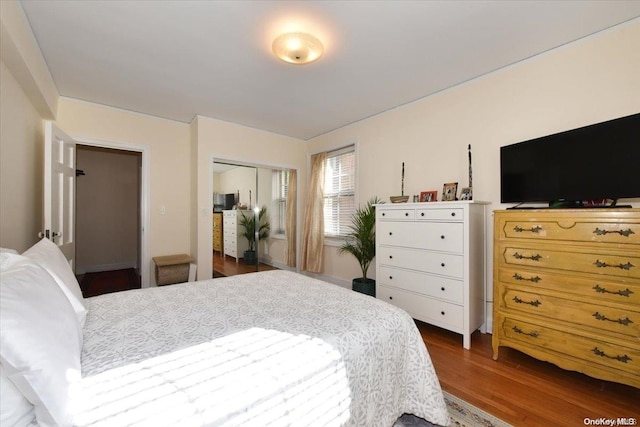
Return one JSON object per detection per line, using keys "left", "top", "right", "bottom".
{"left": 272, "top": 32, "right": 324, "bottom": 65}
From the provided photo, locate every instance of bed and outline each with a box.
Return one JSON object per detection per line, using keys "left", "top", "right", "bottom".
{"left": 1, "top": 239, "right": 449, "bottom": 427}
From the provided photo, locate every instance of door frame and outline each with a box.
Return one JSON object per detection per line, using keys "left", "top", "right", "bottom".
{"left": 73, "top": 136, "right": 151, "bottom": 288}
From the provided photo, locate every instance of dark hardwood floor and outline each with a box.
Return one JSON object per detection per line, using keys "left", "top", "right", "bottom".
{"left": 212, "top": 251, "right": 278, "bottom": 276}
{"left": 418, "top": 322, "right": 640, "bottom": 426}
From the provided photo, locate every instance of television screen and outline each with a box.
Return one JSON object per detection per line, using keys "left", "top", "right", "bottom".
{"left": 500, "top": 113, "right": 640, "bottom": 205}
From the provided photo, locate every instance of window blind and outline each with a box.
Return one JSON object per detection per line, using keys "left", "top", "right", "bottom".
{"left": 323, "top": 147, "right": 355, "bottom": 237}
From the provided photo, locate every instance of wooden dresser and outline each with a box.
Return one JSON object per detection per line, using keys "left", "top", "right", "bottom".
{"left": 376, "top": 201, "right": 487, "bottom": 349}
{"left": 212, "top": 212, "right": 223, "bottom": 254}
{"left": 493, "top": 208, "right": 640, "bottom": 389}
{"left": 223, "top": 210, "right": 249, "bottom": 263}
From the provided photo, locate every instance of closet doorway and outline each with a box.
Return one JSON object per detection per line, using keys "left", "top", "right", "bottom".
{"left": 75, "top": 145, "right": 142, "bottom": 296}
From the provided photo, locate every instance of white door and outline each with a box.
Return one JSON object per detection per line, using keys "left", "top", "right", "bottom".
{"left": 43, "top": 121, "right": 76, "bottom": 269}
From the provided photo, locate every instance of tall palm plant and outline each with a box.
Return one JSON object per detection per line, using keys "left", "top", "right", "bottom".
{"left": 338, "top": 197, "right": 382, "bottom": 282}
{"left": 239, "top": 206, "right": 270, "bottom": 251}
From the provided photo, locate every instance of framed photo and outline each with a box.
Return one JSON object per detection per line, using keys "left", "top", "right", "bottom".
{"left": 442, "top": 182, "right": 458, "bottom": 201}
{"left": 460, "top": 187, "right": 472, "bottom": 200}
{"left": 420, "top": 190, "right": 438, "bottom": 202}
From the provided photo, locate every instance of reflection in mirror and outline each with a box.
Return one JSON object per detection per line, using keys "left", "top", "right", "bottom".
{"left": 213, "top": 161, "right": 296, "bottom": 278}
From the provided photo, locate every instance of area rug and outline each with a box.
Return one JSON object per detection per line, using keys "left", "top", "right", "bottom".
{"left": 395, "top": 390, "right": 511, "bottom": 427}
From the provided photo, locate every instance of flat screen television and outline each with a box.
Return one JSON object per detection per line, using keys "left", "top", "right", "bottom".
{"left": 500, "top": 113, "right": 640, "bottom": 207}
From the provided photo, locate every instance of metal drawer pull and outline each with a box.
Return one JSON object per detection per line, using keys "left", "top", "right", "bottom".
{"left": 592, "top": 347, "right": 631, "bottom": 364}
{"left": 382, "top": 212, "right": 386, "bottom": 216}
{"left": 421, "top": 212, "right": 425, "bottom": 217}
{"left": 513, "top": 296, "right": 541, "bottom": 307}
{"left": 513, "top": 273, "right": 542, "bottom": 283}
{"left": 389, "top": 232, "right": 393, "bottom": 235}
{"left": 405, "top": 212, "right": 409, "bottom": 216}
{"left": 593, "top": 284, "right": 633, "bottom": 297}
{"left": 389, "top": 255, "right": 393, "bottom": 259}
{"left": 441, "top": 287, "right": 445, "bottom": 291}
{"left": 389, "top": 276, "right": 393, "bottom": 280}
{"left": 512, "top": 326, "right": 539, "bottom": 338}
{"left": 440, "top": 235, "right": 445, "bottom": 239}
{"left": 440, "top": 311, "right": 445, "bottom": 316}
{"left": 593, "top": 227, "right": 635, "bottom": 237}
{"left": 389, "top": 296, "right": 393, "bottom": 300}
{"left": 593, "top": 260, "right": 635, "bottom": 270}
{"left": 440, "top": 262, "right": 445, "bottom": 267}
{"left": 513, "top": 252, "right": 542, "bottom": 261}
{"left": 513, "top": 225, "right": 543, "bottom": 233}
{"left": 592, "top": 312, "right": 633, "bottom": 326}
{"left": 451, "top": 212, "right": 456, "bottom": 217}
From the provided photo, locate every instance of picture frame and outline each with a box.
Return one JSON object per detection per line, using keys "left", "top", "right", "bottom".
{"left": 442, "top": 182, "right": 458, "bottom": 201}
{"left": 460, "top": 187, "right": 472, "bottom": 201}
{"left": 420, "top": 190, "right": 438, "bottom": 202}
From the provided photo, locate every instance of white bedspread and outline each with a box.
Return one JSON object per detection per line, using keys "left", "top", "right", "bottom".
{"left": 73, "top": 270, "right": 448, "bottom": 427}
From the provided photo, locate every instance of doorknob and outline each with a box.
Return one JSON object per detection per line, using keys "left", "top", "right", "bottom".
{"left": 38, "top": 230, "right": 51, "bottom": 239}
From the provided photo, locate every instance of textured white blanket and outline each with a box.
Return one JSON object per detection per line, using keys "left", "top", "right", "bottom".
{"left": 74, "top": 270, "right": 448, "bottom": 426}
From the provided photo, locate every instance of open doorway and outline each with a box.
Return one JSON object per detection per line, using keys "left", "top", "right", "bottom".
{"left": 75, "top": 145, "right": 142, "bottom": 296}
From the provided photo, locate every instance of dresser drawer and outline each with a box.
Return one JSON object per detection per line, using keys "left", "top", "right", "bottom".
{"left": 498, "top": 244, "right": 640, "bottom": 279}
{"left": 378, "top": 285, "right": 463, "bottom": 331}
{"left": 378, "top": 246, "right": 464, "bottom": 278}
{"left": 500, "top": 317, "right": 640, "bottom": 378}
{"left": 379, "top": 266, "right": 463, "bottom": 304}
{"left": 378, "top": 221, "right": 463, "bottom": 253}
{"left": 498, "top": 287, "right": 640, "bottom": 338}
{"left": 497, "top": 216, "right": 640, "bottom": 245}
{"left": 497, "top": 267, "right": 640, "bottom": 305}
{"left": 416, "top": 208, "right": 463, "bottom": 222}
{"left": 378, "top": 209, "right": 415, "bottom": 220}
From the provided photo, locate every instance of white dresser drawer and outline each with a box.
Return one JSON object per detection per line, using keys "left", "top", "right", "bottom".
{"left": 378, "top": 285, "right": 463, "bottom": 331}
{"left": 416, "top": 208, "right": 464, "bottom": 222}
{"left": 379, "top": 266, "right": 463, "bottom": 304}
{"left": 378, "top": 209, "right": 415, "bottom": 220}
{"left": 378, "top": 221, "right": 463, "bottom": 253}
{"left": 378, "top": 246, "right": 464, "bottom": 278}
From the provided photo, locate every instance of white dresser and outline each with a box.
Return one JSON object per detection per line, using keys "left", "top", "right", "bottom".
{"left": 375, "top": 201, "right": 487, "bottom": 349}
{"left": 223, "top": 210, "right": 249, "bottom": 263}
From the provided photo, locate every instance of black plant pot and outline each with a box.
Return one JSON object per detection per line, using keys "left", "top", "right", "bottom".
{"left": 243, "top": 250, "right": 257, "bottom": 265}
{"left": 352, "top": 278, "right": 375, "bottom": 297}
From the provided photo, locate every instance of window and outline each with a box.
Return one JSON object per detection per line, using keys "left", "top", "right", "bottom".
{"left": 323, "top": 146, "right": 355, "bottom": 238}
{"left": 272, "top": 169, "right": 289, "bottom": 235}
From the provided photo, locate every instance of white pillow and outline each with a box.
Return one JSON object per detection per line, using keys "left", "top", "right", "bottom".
{"left": 0, "top": 253, "right": 82, "bottom": 427}
{"left": 23, "top": 238, "right": 87, "bottom": 328}
{"left": 0, "top": 247, "right": 19, "bottom": 254}
{"left": 0, "top": 362, "right": 36, "bottom": 427}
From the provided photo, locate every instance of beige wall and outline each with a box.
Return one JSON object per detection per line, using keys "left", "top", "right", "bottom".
{"left": 0, "top": 60, "right": 44, "bottom": 252}
{"left": 308, "top": 21, "right": 640, "bottom": 309}
{"left": 56, "top": 98, "right": 192, "bottom": 285}
{"left": 193, "top": 115, "right": 307, "bottom": 279}
{"left": 219, "top": 166, "right": 256, "bottom": 207}
{"left": 75, "top": 146, "right": 140, "bottom": 273}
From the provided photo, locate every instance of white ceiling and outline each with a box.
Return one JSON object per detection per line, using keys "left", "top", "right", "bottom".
{"left": 19, "top": 1, "right": 640, "bottom": 140}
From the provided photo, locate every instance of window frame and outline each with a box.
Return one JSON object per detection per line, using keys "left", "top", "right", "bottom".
{"left": 322, "top": 144, "right": 357, "bottom": 242}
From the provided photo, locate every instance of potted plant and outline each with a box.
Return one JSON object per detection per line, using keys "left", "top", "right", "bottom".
{"left": 338, "top": 197, "right": 383, "bottom": 296}
{"left": 239, "top": 206, "right": 270, "bottom": 265}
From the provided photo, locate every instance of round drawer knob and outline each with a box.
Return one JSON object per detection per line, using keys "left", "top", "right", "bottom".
{"left": 441, "top": 262, "right": 445, "bottom": 267}
{"left": 440, "top": 235, "right": 445, "bottom": 239}
{"left": 441, "top": 311, "right": 445, "bottom": 316}
{"left": 421, "top": 212, "right": 425, "bottom": 216}
{"left": 389, "top": 276, "right": 393, "bottom": 280}
{"left": 405, "top": 212, "right": 409, "bottom": 216}
{"left": 451, "top": 212, "right": 456, "bottom": 217}
{"left": 389, "top": 296, "right": 393, "bottom": 300}
{"left": 389, "top": 232, "right": 393, "bottom": 236}
{"left": 441, "top": 287, "right": 445, "bottom": 291}
{"left": 389, "top": 255, "right": 393, "bottom": 259}
{"left": 382, "top": 213, "right": 386, "bottom": 216}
